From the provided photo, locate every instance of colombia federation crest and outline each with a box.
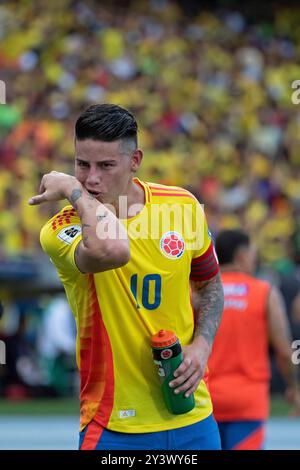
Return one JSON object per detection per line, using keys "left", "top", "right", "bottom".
{"left": 160, "top": 231, "right": 185, "bottom": 259}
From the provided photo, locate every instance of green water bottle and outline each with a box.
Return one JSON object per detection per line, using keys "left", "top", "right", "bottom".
{"left": 151, "top": 329, "right": 195, "bottom": 415}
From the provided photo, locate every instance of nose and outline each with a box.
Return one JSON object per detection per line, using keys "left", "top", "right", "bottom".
{"left": 86, "top": 166, "right": 101, "bottom": 187}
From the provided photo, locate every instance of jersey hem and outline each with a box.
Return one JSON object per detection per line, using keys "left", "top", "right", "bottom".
{"left": 214, "top": 412, "right": 268, "bottom": 422}
{"left": 96, "top": 408, "right": 212, "bottom": 434}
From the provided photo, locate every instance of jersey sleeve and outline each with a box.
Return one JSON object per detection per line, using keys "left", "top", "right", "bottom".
{"left": 40, "top": 206, "right": 82, "bottom": 279}
{"left": 189, "top": 200, "right": 219, "bottom": 282}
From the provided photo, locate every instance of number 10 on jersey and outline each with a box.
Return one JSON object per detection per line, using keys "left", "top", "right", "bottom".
{"left": 130, "top": 274, "right": 162, "bottom": 310}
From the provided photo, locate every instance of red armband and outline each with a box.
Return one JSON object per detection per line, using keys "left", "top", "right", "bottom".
{"left": 190, "top": 242, "right": 219, "bottom": 282}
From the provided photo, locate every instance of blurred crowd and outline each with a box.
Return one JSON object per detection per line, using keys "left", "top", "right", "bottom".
{"left": 1, "top": 0, "right": 300, "bottom": 396}
{"left": 0, "top": 0, "right": 300, "bottom": 270}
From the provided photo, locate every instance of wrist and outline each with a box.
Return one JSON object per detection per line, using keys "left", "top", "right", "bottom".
{"left": 192, "top": 334, "right": 212, "bottom": 355}
{"left": 64, "top": 177, "right": 83, "bottom": 199}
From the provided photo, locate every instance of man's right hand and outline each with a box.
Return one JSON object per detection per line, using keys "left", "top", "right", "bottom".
{"left": 30, "top": 170, "right": 130, "bottom": 274}
{"left": 28, "top": 171, "right": 81, "bottom": 206}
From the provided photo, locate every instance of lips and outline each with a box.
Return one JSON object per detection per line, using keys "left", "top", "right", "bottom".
{"left": 87, "top": 190, "right": 103, "bottom": 197}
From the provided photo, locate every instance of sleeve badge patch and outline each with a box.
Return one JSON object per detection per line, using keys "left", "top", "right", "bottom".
{"left": 57, "top": 225, "right": 81, "bottom": 245}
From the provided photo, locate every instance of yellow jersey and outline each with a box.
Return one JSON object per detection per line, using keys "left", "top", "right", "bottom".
{"left": 40, "top": 178, "right": 219, "bottom": 433}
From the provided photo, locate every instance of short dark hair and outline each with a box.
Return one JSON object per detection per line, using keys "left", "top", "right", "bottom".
{"left": 75, "top": 104, "right": 138, "bottom": 149}
{"left": 215, "top": 230, "right": 250, "bottom": 265}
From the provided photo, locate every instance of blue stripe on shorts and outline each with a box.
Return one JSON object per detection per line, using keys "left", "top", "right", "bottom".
{"left": 79, "top": 413, "right": 221, "bottom": 450}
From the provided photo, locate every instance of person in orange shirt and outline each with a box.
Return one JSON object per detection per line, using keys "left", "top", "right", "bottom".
{"left": 208, "top": 229, "right": 300, "bottom": 450}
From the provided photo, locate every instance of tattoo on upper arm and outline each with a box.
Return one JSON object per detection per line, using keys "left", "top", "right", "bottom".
{"left": 70, "top": 189, "right": 82, "bottom": 210}
{"left": 193, "top": 273, "right": 224, "bottom": 346}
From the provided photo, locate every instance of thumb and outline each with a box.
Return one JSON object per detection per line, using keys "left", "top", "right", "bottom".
{"left": 28, "top": 193, "right": 47, "bottom": 205}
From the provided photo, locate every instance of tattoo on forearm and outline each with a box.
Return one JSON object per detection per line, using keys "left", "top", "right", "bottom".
{"left": 97, "top": 214, "right": 107, "bottom": 221}
{"left": 193, "top": 273, "right": 224, "bottom": 347}
{"left": 81, "top": 224, "right": 90, "bottom": 245}
{"left": 70, "top": 189, "right": 82, "bottom": 210}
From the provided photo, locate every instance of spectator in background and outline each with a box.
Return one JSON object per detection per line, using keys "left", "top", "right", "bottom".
{"left": 291, "top": 290, "right": 300, "bottom": 341}
{"left": 37, "top": 295, "right": 77, "bottom": 396}
{"left": 208, "top": 230, "right": 300, "bottom": 450}
{"left": 0, "top": 300, "right": 46, "bottom": 399}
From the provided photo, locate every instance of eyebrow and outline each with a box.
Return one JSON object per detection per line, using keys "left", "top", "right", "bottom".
{"left": 75, "top": 157, "right": 117, "bottom": 164}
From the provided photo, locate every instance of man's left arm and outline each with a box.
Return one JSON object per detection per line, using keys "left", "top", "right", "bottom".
{"left": 169, "top": 273, "right": 224, "bottom": 397}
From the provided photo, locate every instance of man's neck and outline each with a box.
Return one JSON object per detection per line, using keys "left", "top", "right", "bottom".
{"left": 114, "top": 178, "right": 145, "bottom": 218}
{"left": 220, "top": 264, "right": 244, "bottom": 273}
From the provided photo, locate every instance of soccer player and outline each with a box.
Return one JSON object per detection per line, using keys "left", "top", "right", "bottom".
{"left": 29, "top": 104, "right": 224, "bottom": 450}
{"left": 208, "top": 229, "right": 300, "bottom": 450}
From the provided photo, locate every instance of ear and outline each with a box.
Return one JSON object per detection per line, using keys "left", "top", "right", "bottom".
{"left": 131, "top": 149, "right": 143, "bottom": 173}
{"left": 235, "top": 246, "right": 247, "bottom": 264}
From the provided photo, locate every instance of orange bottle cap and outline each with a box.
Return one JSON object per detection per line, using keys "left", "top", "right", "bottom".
{"left": 151, "top": 329, "right": 177, "bottom": 348}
